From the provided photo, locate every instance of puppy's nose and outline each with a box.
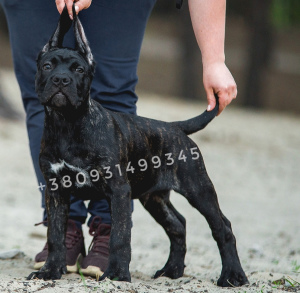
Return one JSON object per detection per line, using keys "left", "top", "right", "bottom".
{"left": 52, "top": 75, "right": 71, "bottom": 87}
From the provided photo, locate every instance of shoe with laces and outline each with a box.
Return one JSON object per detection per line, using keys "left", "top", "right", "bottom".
{"left": 80, "top": 216, "right": 110, "bottom": 279}
{"left": 34, "top": 219, "right": 86, "bottom": 273}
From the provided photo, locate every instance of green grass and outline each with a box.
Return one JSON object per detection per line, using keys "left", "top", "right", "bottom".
{"left": 272, "top": 276, "right": 300, "bottom": 289}
{"left": 291, "top": 260, "right": 300, "bottom": 273}
{"left": 76, "top": 262, "right": 119, "bottom": 292}
{"left": 77, "top": 262, "right": 88, "bottom": 291}
{"left": 271, "top": 259, "right": 279, "bottom": 265}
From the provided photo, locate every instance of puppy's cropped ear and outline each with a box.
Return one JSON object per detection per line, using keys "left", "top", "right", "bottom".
{"left": 73, "top": 6, "right": 94, "bottom": 67}
{"left": 42, "top": 6, "right": 72, "bottom": 53}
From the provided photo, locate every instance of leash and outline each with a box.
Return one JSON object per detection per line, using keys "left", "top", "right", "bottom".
{"left": 176, "top": 0, "right": 183, "bottom": 9}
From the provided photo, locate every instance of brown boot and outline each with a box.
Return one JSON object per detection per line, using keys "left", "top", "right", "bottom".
{"left": 34, "top": 219, "right": 86, "bottom": 273}
{"left": 80, "top": 216, "right": 110, "bottom": 279}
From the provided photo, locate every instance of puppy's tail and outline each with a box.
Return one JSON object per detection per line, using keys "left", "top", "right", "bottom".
{"left": 171, "top": 96, "right": 219, "bottom": 135}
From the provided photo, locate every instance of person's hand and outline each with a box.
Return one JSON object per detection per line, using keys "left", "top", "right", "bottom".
{"left": 203, "top": 62, "right": 237, "bottom": 116}
{"left": 56, "top": 0, "right": 92, "bottom": 19}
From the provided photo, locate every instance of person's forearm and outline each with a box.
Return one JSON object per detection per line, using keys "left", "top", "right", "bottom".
{"left": 188, "top": 0, "right": 236, "bottom": 115}
{"left": 188, "top": 0, "right": 226, "bottom": 67}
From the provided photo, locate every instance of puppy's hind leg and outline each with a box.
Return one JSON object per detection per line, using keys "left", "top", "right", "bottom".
{"left": 140, "top": 191, "right": 186, "bottom": 279}
{"left": 179, "top": 175, "right": 248, "bottom": 287}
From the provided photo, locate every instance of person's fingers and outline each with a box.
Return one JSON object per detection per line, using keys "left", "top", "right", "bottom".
{"left": 74, "top": 3, "right": 80, "bottom": 14}
{"left": 206, "top": 88, "right": 216, "bottom": 112}
{"left": 65, "top": 0, "right": 74, "bottom": 19}
{"left": 55, "top": 0, "right": 66, "bottom": 14}
{"left": 74, "top": 0, "right": 92, "bottom": 13}
{"left": 232, "top": 86, "right": 238, "bottom": 100}
{"left": 205, "top": 83, "right": 237, "bottom": 115}
{"left": 56, "top": 0, "right": 91, "bottom": 18}
{"left": 216, "top": 84, "right": 237, "bottom": 116}
{"left": 228, "top": 84, "right": 237, "bottom": 100}
{"left": 216, "top": 92, "right": 227, "bottom": 115}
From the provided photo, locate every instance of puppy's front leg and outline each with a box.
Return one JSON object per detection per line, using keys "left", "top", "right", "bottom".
{"left": 99, "top": 184, "right": 132, "bottom": 282}
{"left": 27, "top": 187, "right": 69, "bottom": 280}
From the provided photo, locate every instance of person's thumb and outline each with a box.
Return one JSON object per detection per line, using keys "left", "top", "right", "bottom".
{"left": 206, "top": 89, "right": 216, "bottom": 112}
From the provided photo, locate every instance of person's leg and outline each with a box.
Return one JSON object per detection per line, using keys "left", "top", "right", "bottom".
{"left": 80, "top": 0, "right": 157, "bottom": 114}
{"left": 0, "top": 0, "right": 54, "bottom": 198}
{"left": 0, "top": 0, "right": 88, "bottom": 223}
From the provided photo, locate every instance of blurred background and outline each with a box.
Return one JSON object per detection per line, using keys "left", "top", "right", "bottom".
{"left": 1, "top": 0, "right": 300, "bottom": 118}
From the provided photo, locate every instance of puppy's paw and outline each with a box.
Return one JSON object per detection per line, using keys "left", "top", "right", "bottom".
{"left": 27, "top": 264, "right": 67, "bottom": 281}
{"left": 98, "top": 268, "right": 131, "bottom": 282}
{"left": 153, "top": 264, "right": 184, "bottom": 279}
{"left": 217, "top": 269, "right": 249, "bottom": 287}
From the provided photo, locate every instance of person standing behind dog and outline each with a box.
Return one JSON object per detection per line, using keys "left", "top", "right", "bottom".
{"left": 0, "top": 0, "right": 237, "bottom": 278}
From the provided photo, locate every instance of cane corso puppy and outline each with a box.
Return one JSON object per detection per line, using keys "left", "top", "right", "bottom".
{"left": 27, "top": 7, "right": 248, "bottom": 287}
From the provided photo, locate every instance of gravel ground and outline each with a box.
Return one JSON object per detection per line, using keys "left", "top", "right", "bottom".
{"left": 0, "top": 70, "right": 299, "bottom": 292}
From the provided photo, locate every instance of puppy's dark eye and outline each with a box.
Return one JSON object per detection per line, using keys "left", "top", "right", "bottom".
{"left": 42, "top": 63, "right": 52, "bottom": 71}
{"left": 76, "top": 67, "right": 84, "bottom": 74}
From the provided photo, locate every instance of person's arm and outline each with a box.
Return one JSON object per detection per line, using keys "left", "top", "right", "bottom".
{"left": 56, "top": 0, "right": 92, "bottom": 19}
{"left": 188, "top": 0, "right": 237, "bottom": 115}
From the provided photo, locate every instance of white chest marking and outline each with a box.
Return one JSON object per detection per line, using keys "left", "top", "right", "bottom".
{"left": 50, "top": 160, "right": 92, "bottom": 188}
{"left": 50, "top": 161, "right": 65, "bottom": 174}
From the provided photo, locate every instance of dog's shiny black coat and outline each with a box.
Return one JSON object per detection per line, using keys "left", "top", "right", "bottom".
{"left": 27, "top": 7, "right": 248, "bottom": 287}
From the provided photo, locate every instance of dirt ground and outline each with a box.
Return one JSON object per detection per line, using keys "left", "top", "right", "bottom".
{"left": 0, "top": 70, "right": 299, "bottom": 292}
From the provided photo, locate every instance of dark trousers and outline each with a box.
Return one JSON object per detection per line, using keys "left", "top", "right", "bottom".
{"left": 0, "top": 0, "right": 156, "bottom": 225}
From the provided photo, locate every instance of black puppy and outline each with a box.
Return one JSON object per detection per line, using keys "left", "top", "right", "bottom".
{"left": 28, "top": 7, "right": 248, "bottom": 287}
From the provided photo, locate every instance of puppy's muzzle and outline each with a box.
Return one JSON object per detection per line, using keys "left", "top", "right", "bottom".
{"left": 49, "top": 74, "right": 71, "bottom": 108}
{"left": 51, "top": 92, "right": 68, "bottom": 108}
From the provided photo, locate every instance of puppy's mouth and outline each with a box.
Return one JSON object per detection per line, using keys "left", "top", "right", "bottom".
{"left": 48, "top": 91, "right": 68, "bottom": 108}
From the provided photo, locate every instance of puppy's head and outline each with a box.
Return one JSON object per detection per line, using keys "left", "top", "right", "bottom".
{"left": 36, "top": 6, "right": 95, "bottom": 111}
